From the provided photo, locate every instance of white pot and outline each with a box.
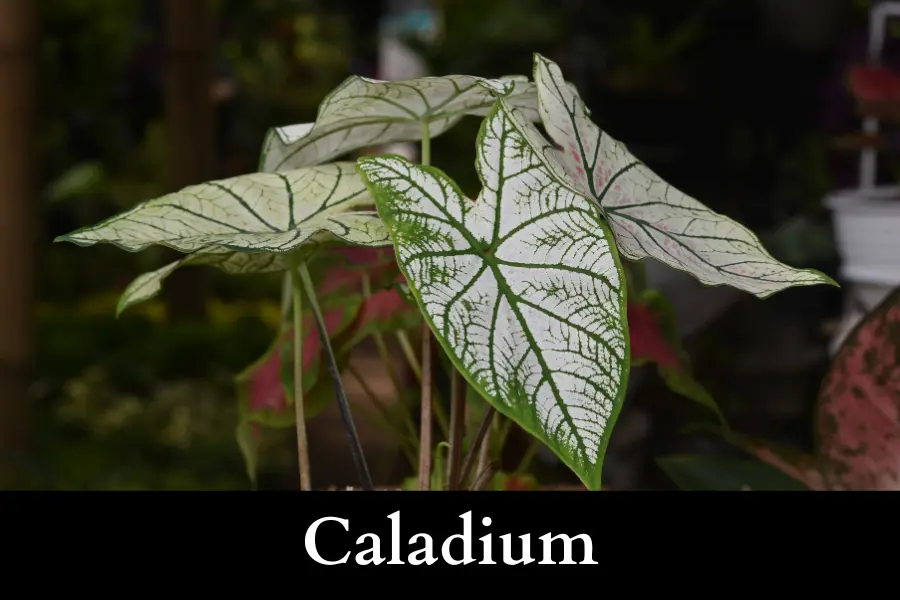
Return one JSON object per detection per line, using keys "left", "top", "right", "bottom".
{"left": 824, "top": 186, "right": 900, "bottom": 285}
{"left": 824, "top": 186, "right": 900, "bottom": 353}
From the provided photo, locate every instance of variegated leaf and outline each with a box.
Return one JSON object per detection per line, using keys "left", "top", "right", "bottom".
{"left": 357, "top": 98, "right": 630, "bottom": 491}
{"left": 259, "top": 74, "right": 542, "bottom": 172}
{"left": 115, "top": 249, "right": 284, "bottom": 316}
{"left": 816, "top": 284, "right": 900, "bottom": 490}
{"left": 529, "top": 54, "right": 836, "bottom": 298}
{"left": 55, "top": 163, "right": 392, "bottom": 313}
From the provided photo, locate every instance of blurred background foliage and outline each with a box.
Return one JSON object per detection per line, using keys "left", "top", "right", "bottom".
{"left": 24, "top": 0, "right": 877, "bottom": 489}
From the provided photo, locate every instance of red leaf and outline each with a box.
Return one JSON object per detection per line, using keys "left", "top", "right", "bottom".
{"left": 238, "top": 299, "right": 360, "bottom": 421}
{"left": 319, "top": 247, "right": 399, "bottom": 296}
{"left": 247, "top": 334, "right": 290, "bottom": 413}
{"left": 628, "top": 301, "right": 680, "bottom": 370}
{"left": 358, "top": 288, "right": 413, "bottom": 325}
{"left": 848, "top": 65, "right": 900, "bottom": 103}
{"left": 334, "top": 246, "right": 395, "bottom": 266}
{"left": 816, "top": 285, "right": 900, "bottom": 490}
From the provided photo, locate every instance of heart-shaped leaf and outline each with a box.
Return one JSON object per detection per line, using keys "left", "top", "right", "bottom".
{"left": 357, "top": 97, "right": 630, "bottom": 491}
{"left": 55, "top": 163, "right": 393, "bottom": 314}
{"left": 259, "top": 75, "right": 543, "bottom": 172}
{"left": 530, "top": 54, "right": 836, "bottom": 298}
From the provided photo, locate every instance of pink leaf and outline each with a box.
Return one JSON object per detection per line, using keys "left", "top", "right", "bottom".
{"left": 319, "top": 246, "right": 399, "bottom": 295}
{"left": 816, "top": 286, "right": 900, "bottom": 490}
{"left": 358, "top": 288, "right": 414, "bottom": 325}
{"left": 628, "top": 301, "right": 680, "bottom": 369}
{"left": 236, "top": 297, "right": 362, "bottom": 425}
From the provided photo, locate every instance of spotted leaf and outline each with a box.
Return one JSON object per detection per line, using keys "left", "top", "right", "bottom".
{"left": 357, "top": 98, "right": 630, "bottom": 491}
{"left": 531, "top": 54, "right": 836, "bottom": 298}
{"left": 817, "top": 284, "right": 900, "bottom": 490}
{"left": 259, "top": 75, "right": 543, "bottom": 172}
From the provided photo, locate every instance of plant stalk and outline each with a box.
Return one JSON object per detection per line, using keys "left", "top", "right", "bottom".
{"left": 418, "top": 324, "right": 434, "bottom": 490}
{"left": 361, "top": 274, "right": 407, "bottom": 403}
{"left": 459, "top": 405, "right": 495, "bottom": 488}
{"left": 289, "top": 263, "right": 312, "bottom": 491}
{"left": 298, "top": 262, "right": 373, "bottom": 491}
{"left": 446, "top": 370, "right": 467, "bottom": 490}
{"left": 476, "top": 412, "right": 494, "bottom": 481}
{"left": 347, "top": 363, "right": 418, "bottom": 469}
{"left": 417, "top": 120, "right": 435, "bottom": 491}
{"left": 394, "top": 330, "right": 450, "bottom": 440}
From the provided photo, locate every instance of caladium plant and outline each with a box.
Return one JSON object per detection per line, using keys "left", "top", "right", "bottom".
{"left": 57, "top": 51, "right": 835, "bottom": 491}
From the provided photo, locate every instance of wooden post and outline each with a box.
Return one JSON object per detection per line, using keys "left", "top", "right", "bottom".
{"left": 0, "top": 0, "right": 37, "bottom": 483}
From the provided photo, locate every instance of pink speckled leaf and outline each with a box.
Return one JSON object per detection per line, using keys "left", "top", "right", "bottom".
{"left": 816, "top": 285, "right": 900, "bottom": 490}
{"left": 528, "top": 54, "right": 835, "bottom": 298}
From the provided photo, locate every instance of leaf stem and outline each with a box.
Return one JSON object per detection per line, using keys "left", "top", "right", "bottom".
{"left": 346, "top": 363, "right": 418, "bottom": 469}
{"left": 279, "top": 272, "right": 291, "bottom": 333}
{"left": 395, "top": 330, "right": 422, "bottom": 381}
{"left": 360, "top": 274, "right": 424, "bottom": 451}
{"left": 361, "top": 275, "right": 406, "bottom": 402}
{"left": 298, "top": 262, "right": 373, "bottom": 491}
{"left": 446, "top": 370, "right": 467, "bottom": 489}
{"left": 418, "top": 326, "right": 434, "bottom": 490}
{"left": 288, "top": 262, "right": 312, "bottom": 491}
{"left": 418, "top": 119, "right": 435, "bottom": 491}
{"left": 513, "top": 437, "right": 541, "bottom": 476}
{"left": 459, "top": 405, "right": 495, "bottom": 489}
{"left": 421, "top": 121, "right": 431, "bottom": 166}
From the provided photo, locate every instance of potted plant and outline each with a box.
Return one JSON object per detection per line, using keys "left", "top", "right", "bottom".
{"left": 55, "top": 53, "right": 834, "bottom": 491}
{"left": 826, "top": 1, "right": 900, "bottom": 353}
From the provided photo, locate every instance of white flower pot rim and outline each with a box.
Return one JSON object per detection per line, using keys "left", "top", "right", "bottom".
{"left": 824, "top": 185, "right": 900, "bottom": 213}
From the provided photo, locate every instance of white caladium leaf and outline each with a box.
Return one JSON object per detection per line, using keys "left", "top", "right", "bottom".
{"left": 357, "top": 98, "right": 630, "bottom": 491}
{"left": 55, "top": 163, "right": 388, "bottom": 254}
{"left": 55, "top": 162, "right": 392, "bottom": 313}
{"left": 259, "top": 74, "right": 542, "bottom": 172}
{"left": 115, "top": 249, "right": 285, "bottom": 316}
{"left": 530, "top": 54, "right": 836, "bottom": 298}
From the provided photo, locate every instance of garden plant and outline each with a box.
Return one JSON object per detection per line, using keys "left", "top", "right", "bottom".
{"left": 56, "top": 53, "right": 837, "bottom": 491}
